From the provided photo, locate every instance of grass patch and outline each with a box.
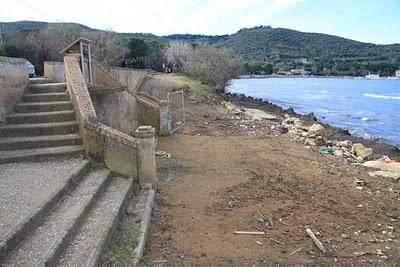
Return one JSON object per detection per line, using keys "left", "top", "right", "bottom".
{"left": 143, "top": 73, "right": 156, "bottom": 82}
{"left": 100, "top": 214, "right": 140, "bottom": 267}
{"left": 180, "top": 75, "right": 213, "bottom": 93}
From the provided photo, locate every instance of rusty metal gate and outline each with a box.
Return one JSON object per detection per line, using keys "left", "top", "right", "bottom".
{"left": 167, "top": 90, "right": 185, "bottom": 133}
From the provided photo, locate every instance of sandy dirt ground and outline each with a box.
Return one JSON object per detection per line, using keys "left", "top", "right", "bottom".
{"left": 142, "top": 75, "right": 400, "bottom": 266}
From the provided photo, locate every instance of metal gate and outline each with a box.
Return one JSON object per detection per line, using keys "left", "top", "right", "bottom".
{"left": 167, "top": 90, "right": 185, "bottom": 133}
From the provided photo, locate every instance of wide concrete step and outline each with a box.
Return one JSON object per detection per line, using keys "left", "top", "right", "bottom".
{"left": 0, "top": 121, "right": 78, "bottom": 137}
{"left": 6, "top": 110, "right": 76, "bottom": 124}
{"left": 0, "top": 134, "right": 82, "bottom": 151}
{"left": 15, "top": 101, "right": 72, "bottom": 113}
{"left": 1, "top": 169, "right": 113, "bottom": 266}
{"left": 0, "top": 160, "right": 91, "bottom": 260}
{"left": 57, "top": 177, "right": 133, "bottom": 267}
{"left": 28, "top": 83, "right": 67, "bottom": 94}
{"left": 29, "top": 77, "right": 53, "bottom": 85}
{"left": 0, "top": 145, "right": 84, "bottom": 164}
{"left": 22, "top": 92, "right": 69, "bottom": 102}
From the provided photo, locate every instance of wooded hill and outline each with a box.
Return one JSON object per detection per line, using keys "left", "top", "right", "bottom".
{"left": 1, "top": 21, "right": 399, "bottom": 76}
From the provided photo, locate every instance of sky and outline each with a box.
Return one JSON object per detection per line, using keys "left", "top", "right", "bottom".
{"left": 0, "top": 0, "right": 399, "bottom": 44}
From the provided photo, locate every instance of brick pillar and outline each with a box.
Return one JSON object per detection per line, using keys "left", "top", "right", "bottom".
{"left": 135, "top": 126, "right": 157, "bottom": 187}
{"left": 85, "top": 120, "right": 105, "bottom": 163}
{"left": 86, "top": 128, "right": 104, "bottom": 163}
{"left": 159, "top": 100, "right": 170, "bottom": 136}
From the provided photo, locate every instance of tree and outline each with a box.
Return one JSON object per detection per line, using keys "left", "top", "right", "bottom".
{"left": 127, "top": 38, "right": 150, "bottom": 66}
{"left": 164, "top": 41, "right": 192, "bottom": 70}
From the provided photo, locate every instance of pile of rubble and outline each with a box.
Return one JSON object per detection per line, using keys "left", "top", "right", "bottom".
{"left": 280, "top": 116, "right": 400, "bottom": 181}
{"left": 280, "top": 116, "right": 374, "bottom": 161}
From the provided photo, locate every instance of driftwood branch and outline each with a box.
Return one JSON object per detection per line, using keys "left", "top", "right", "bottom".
{"left": 306, "top": 228, "right": 327, "bottom": 253}
{"left": 234, "top": 231, "right": 265, "bottom": 235}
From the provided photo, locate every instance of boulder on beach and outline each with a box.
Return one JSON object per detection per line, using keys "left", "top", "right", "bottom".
{"left": 337, "top": 140, "right": 353, "bottom": 148}
{"left": 222, "top": 101, "right": 241, "bottom": 115}
{"left": 243, "top": 108, "right": 277, "bottom": 121}
{"left": 307, "top": 123, "right": 326, "bottom": 138}
{"left": 351, "top": 143, "right": 373, "bottom": 160}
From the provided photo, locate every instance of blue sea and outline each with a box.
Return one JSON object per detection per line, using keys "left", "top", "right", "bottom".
{"left": 226, "top": 77, "right": 400, "bottom": 147}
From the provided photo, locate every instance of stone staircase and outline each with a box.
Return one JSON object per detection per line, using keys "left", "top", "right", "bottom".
{"left": 0, "top": 160, "right": 133, "bottom": 266}
{"left": 0, "top": 78, "right": 136, "bottom": 266}
{"left": 0, "top": 78, "right": 84, "bottom": 163}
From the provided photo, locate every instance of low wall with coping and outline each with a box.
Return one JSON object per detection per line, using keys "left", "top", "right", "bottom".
{"left": 44, "top": 61, "right": 65, "bottom": 82}
{"left": 0, "top": 56, "right": 29, "bottom": 124}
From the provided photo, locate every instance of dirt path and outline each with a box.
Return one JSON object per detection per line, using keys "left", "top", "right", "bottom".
{"left": 143, "top": 79, "right": 400, "bottom": 266}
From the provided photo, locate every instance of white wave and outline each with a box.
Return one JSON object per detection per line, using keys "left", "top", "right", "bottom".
{"left": 364, "top": 93, "right": 400, "bottom": 100}
{"left": 320, "top": 90, "right": 328, "bottom": 93}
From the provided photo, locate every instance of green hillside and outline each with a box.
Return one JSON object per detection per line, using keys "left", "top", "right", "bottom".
{"left": 214, "top": 26, "right": 400, "bottom": 75}
{"left": 0, "top": 21, "right": 399, "bottom": 76}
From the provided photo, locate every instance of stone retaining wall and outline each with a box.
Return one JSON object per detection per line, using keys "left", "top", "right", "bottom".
{"left": 104, "top": 67, "right": 147, "bottom": 94}
{"left": 44, "top": 61, "right": 65, "bottom": 82}
{"left": 0, "top": 56, "right": 28, "bottom": 124}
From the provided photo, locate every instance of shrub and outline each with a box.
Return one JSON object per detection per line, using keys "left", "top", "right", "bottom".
{"left": 181, "top": 45, "right": 243, "bottom": 91}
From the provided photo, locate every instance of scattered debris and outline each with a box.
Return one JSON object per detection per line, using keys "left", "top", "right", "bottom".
{"left": 319, "top": 147, "right": 336, "bottom": 154}
{"left": 228, "top": 195, "right": 241, "bottom": 208}
{"left": 256, "top": 241, "right": 263, "bottom": 246}
{"left": 354, "top": 251, "right": 367, "bottom": 257}
{"left": 353, "top": 177, "right": 366, "bottom": 186}
{"left": 234, "top": 231, "right": 265, "bottom": 235}
{"left": 289, "top": 247, "right": 303, "bottom": 255}
{"left": 269, "top": 237, "right": 286, "bottom": 245}
{"left": 155, "top": 151, "right": 171, "bottom": 158}
{"left": 306, "top": 228, "right": 327, "bottom": 253}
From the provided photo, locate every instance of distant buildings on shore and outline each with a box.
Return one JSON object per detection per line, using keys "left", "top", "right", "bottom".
{"left": 396, "top": 69, "right": 400, "bottom": 77}
{"left": 276, "top": 69, "right": 311, "bottom": 76}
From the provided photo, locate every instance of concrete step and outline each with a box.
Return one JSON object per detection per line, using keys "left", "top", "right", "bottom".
{"left": 0, "top": 134, "right": 82, "bottom": 151}
{"left": 28, "top": 83, "right": 67, "bottom": 94}
{"left": 29, "top": 77, "right": 53, "bottom": 84}
{"left": 6, "top": 110, "right": 76, "bottom": 124}
{"left": 22, "top": 92, "right": 69, "bottom": 102}
{"left": 0, "top": 145, "right": 85, "bottom": 164}
{"left": 0, "top": 160, "right": 91, "bottom": 260}
{"left": 56, "top": 176, "right": 133, "bottom": 267}
{"left": 1, "top": 169, "right": 113, "bottom": 266}
{"left": 15, "top": 101, "right": 72, "bottom": 113}
{"left": 0, "top": 121, "right": 78, "bottom": 137}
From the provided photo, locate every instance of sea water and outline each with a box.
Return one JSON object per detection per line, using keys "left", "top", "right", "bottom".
{"left": 226, "top": 77, "right": 400, "bottom": 147}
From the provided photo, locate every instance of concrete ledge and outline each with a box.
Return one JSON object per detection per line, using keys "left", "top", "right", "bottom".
{"left": 130, "top": 184, "right": 155, "bottom": 266}
{"left": 85, "top": 121, "right": 137, "bottom": 149}
{"left": 0, "top": 160, "right": 90, "bottom": 259}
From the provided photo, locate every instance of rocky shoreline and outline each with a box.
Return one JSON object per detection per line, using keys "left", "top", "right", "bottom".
{"left": 223, "top": 92, "right": 400, "bottom": 162}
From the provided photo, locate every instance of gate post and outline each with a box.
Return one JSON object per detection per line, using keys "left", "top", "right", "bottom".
{"left": 135, "top": 126, "right": 157, "bottom": 188}
{"left": 159, "top": 100, "right": 171, "bottom": 136}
